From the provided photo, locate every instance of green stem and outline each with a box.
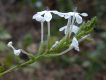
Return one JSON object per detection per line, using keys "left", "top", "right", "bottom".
{"left": 0, "top": 35, "right": 87, "bottom": 77}
{"left": 0, "top": 55, "right": 43, "bottom": 77}
{"left": 21, "top": 49, "right": 34, "bottom": 58}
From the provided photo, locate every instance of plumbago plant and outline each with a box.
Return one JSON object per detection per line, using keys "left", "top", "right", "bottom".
{"left": 0, "top": 8, "right": 96, "bottom": 76}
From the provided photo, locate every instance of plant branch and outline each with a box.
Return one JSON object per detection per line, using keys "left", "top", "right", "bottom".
{"left": 0, "top": 17, "right": 96, "bottom": 77}
{"left": 0, "top": 55, "right": 43, "bottom": 77}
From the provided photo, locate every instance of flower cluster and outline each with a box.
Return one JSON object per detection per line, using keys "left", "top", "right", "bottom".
{"left": 33, "top": 9, "right": 88, "bottom": 52}
{"left": 7, "top": 9, "right": 88, "bottom": 56}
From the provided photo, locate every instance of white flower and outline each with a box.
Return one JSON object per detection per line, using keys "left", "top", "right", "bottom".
{"left": 7, "top": 41, "right": 13, "bottom": 48}
{"left": 59, "top": 25, "right": 79, "bottom": 34}
{"left": 33, "top": 10, "right": 64, "bottom": 22}
{"left": 52, "top": 41, "right": 59, "bottom": 48}
{"left": 52, "top": 11, "right": 65, "bottom": 17}
{"left": 7, "top": 41, "right": 21, "bottom": 56}
{"left": 70, "top": 37, "right": 79, "bottom": 51}
{"left": 32, "top": 14, "right": 45, "bottom": 22}
{"left": 13, "top": 49, "right": 21, "bottom": 56}
{"left": 64, "top": 12, "right": 88, "bottom": 24}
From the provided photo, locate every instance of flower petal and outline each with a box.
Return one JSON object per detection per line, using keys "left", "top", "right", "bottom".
{"left": 44, "top": 11, "right": 52, "bottom": 22}
{"left": 64, "top": 13, "right": 71, "bottom": 19}
{"left": 53, "top": 11, "right": 65, "bottom": 17}
{"left": 7, "top": 41, "right": 13, "bottom": 47}
{"left": 14, "top": 49, "right": 21, "bottom": 56}
{"left": 75, "top": 14, "right": 83, "bottom": 24}
{"left": 71, "top": 25, "right": 79, "bottom": 34}
{"left": 37, "top": 11, "right": 46, "bottom": 15}
{"left": 59, "top": 26, "right": 67, "bottom": 31}
{"left": 70, "top": 37, "right": 79, "bottom": 51}
{"left": 80, "top": 13, "right": 88, "bottom": 17}
{"left": 32, "top": 14, "right": 45, "bottom": 22}
{"left": 57, "top": 12, "right": 65, "bottom": 17}
{"left": 7, "top": 41, "right": 15, "bottom": 50}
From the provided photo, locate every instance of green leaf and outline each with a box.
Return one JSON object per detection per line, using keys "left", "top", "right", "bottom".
{"left": 76, "top": 17, "right": 96, "bottom": 39}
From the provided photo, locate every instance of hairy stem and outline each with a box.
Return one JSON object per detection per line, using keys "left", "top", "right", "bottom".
{"left": 0, "top": 60, "right": 31, "bottom": 77}
{"left": 44, "top": 35, "right": 88, "bottom": 57}
{"left": 0, "top": 34, "right": 89, "bottom": 77}
{"left": 0, "top": 55, "right": 43, "bottom": 77}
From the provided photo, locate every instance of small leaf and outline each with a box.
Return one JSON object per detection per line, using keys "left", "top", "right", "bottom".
{"left": 76, "top": 17, "right": 96, "bottom": 39}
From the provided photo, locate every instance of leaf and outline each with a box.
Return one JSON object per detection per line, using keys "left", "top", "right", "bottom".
{"left": 75, "top": 17, "right": 96, "bottom": 39}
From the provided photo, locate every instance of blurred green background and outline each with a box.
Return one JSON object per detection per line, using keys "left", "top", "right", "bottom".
{"left": 0, "top": 0, "right": 106, "bottom": 80}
